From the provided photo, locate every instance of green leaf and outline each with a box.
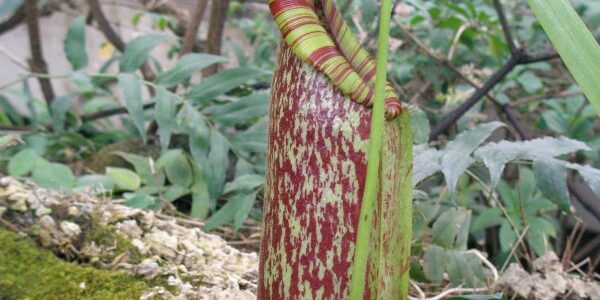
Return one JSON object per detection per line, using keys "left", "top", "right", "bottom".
{"left": 203, "top": 192, "right": 256, "bottom": 232}
{"left": 205, "top": 92, "right": 268, "bottom": 126}
{"left": 528, "top": 0, "right": 600, "bottom": 117}
{"left": 431, "top": 207, "right": 471, "bottom": 249}
{"left": 119, "top": 34, "right": 170, "bottom": 72}
{"left": 76, "top": 175, "right": 114, "bottom": 191}
{"left": 106, "top": 167, "right": 141, "bottom": 191}
{"left": 157, "top": 53, "right": 228, "bottom": 87}
{"left": 447, "top": 293, "right": 506, "bottom": 300}
{"left": 413, "top": 145, "right": 442, "bottom": 185}
{"left": 113, "top": 152, "right": 154, "bottom": 185}
{"left": 118, "top": 74, "right": 147, "bottom": 143}
{"left": 231, "top": 117, "right": 268, "bottom": 153}
{"left": 32, "top": 162, "right": 76, "bottom": 190}
{"left": 206, "top": 130, "right": 230, "bottom": 205}
{"left": 445, "top": 250, "right": 485, "bottom": 288}
{"left": 441, "top": 122, "right": 505, "bottom": 194}
{"left": 475, "top": 137, "right": 590, "bottom": 190}
{"left": 154, "top": 86, "right": 178, "bottom": 151}
{"left": 162, "top": 185, "right": 189, "bottom": 202}
{"left": 223, "top": 174, "right": 264, "bottom": 194}
{"left": 423, "top": 245, "right": 445, "bottom": 283}
{"left": 64, "top": 16, "right": 88, "bottom": 70}
{"left": 190, "top": 162, "right": 210, "bottom": 219}
{"left": 50, "top": 96, "right": 71, "bottom": 131}
{"left": 533, "top": 158, "right": 571, "bottom": 213}
{"left": 573, "top": 165, "right": 600, "bottom": 199}
{"left": 163, "top": 152, "right": 193, "bottom": 188}
{"left": 186, "top": 67, "right": 269, "bottom": 104}
{"left": 499, "top": 221, "right": 518, "bottom": 252}
{"left": 8, "top": 148, "right": 45, "bottom": 177}
{"left": 126, "top": 194, "right": 158, "bottom": 210}
{"left": 471, "top": 208, "right": 503, "bottom": 232}
{"left": 410, "top": 107, "right": 431, "bottom": 145}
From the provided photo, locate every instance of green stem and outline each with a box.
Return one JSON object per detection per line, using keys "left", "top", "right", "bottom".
{"left": 349, "top": 0, "right": 394, "bottom": 298}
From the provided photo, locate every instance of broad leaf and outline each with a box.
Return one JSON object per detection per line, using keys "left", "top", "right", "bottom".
{"left": 475, "top": 137, "right": 590, "bottom": 190}
{"left": 533, "top": 158, "right": 571, "bottom": 213}
{"left": 118, "top": 74, "right": 147, "bottom": 143}
{"left": 76, "top": 175, "right": 114, "bottom": 191}
{"left": 120, "top": 34, "right": 170, "bottom": 72}
{"left": 106, "top": 167, "right": 141, "bottom": 191}
{"left": 157, "top": 53, "right": 228, "bottom": 87}
{"left": 528, "top": 0, "right": 600, "bottom": 117}
{"left": 206, "top": 130, "right": 230, "bottom": 206}
{"left": 32, "top": 162, "right": 76, "bottom": 189}
{"left": 50, "top": 96, "right": 71, "bottom": 131}
{"left": 441, "top": 122, "right": 504, "bottom": 194}
{"left": 8, "top": 148, "right": 44, "bottom": 177}
{"left": 413, "top": 145, "right": 442, "bottom": 185}
{"left": 187, "top": 67, "right": 269, "bottom": 104}
{"left": 113, "top": 152, "right": 154, "bottom": 185}
{"left": 126, "top": 194, "right": 159, "bottom": 210}
{"left": 431, "top": 207, "right": 471, "bottom": 249}
{"left": 423, "top": 245, "right": 445, "bottom": 283}
{"left": 64, "top": 16, "right": 88, "bottom": 70}
{"left": 163, "top": 152, "right": 193, "bottom": 188}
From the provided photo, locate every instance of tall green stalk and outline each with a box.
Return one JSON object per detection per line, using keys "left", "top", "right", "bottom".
{"left": 349, "top": 0, "right": 395, "bottom": 298}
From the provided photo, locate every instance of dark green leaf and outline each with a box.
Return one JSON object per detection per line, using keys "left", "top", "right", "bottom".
{"left": 190, "top": 162, "right": 210, "bottom": 219}
{"left": 223, "top": 174, "right": 264, "bottom": 194}
{"left": 120, "top": 34, "right": 170, "bottom": 72}
{"left": 533, "top": 158, "right": 571, "bottom": 213}
{"left": 157, "top": 53, "right": 228, "bottom": 87}
{"left": 113, "top": 152, "right": 154, "bottom": 185}
{"left": 431, "top": 207, "right": 471, "bottom": 249}
{"left": 206, "top": 130, "right": 229, "bottom": 205}
{"left": 163, "top": 152, "right": 193, "bottom": 188}
{"left": 64, "top": 16, "right": 88, "bottom": 70}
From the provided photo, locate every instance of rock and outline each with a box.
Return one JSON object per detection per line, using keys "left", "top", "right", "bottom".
{"left": 60, "top": 221, "right": 81, "bottom": 238}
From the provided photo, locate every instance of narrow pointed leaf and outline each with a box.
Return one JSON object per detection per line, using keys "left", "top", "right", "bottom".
{"left": 528, "top": 0, "right": 600, "bottom": 116}
{"left": 186, "top": 67, "right": 270, "bottom": 104}
{"left": 118, "top": 74, "right": 146, "bottom": 143}
{"left": 157, "top": 53, "right": 228, "bottom": 87}
{"left": 119, "top": 34, "right": 170, "bottom": 72}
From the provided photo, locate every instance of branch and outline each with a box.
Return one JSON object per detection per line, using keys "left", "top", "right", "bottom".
{"left": 0, "top": 4, "right": 25, "bottom": 35}
{"left": 80, "top": 102, "right": 155, "bottom": 122}
{"left": 429, "top": 50, "right": 527, "bottom": 141}
{"left": 25, "top": 0, "right": 54, "bottom": 104}
{"left": 493, "top": 0, "right": 517, "bottom": 55}
{"left": 204, "top": 0, "right": 230, "bottom": 76}
{"left": 180, "top": 0, "right": 209, "bottom": 55}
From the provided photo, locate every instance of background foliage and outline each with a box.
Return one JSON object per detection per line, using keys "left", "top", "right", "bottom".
{"left": 0, "top": 0, "right": 599, "bottom": 293}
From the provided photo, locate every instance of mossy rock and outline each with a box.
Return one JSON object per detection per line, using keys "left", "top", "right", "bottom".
{"left": 0, "top": 228, "right": 151, "bottom": 300}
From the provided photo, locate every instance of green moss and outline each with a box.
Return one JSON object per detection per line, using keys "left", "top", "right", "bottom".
{"left": 83, "top": 224, "right": 143, "bottom": 265}
{"left": 0, "top": 228, "right": 151, "bottom": 300}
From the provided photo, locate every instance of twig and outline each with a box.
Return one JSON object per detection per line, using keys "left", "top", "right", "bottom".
{"left": 429, "top": 50, "right": 527, "bottom": 141}
{"left": 395, "top": 21, "right": 529, "bottom": 139}
{"left": 0, "top": 217, "right": 22, "bottom": 233}
{"left": 510, "top": 90, "right": 582, "bottom": 107}
{"left": 465, "top": 249, "right": 499, "bottom": 283}
{"left": 0, "top": 45, "right": 29, "bottom": 70}
{"left": 180, "top": 0, "right": 209, "bottom": 55}
{"left": 447, "top": 22, "right": 474, "bottom": 61}
{"left": 25, "top": 0, "right": 55, "bottom": 104}
{"left": 0, "top": 3, "right": 25, "bottom": 35}
{"left": 428, "top": 287, "right": 490, "bottom": 300}
{"left": 493, "top": 0, "right": 517, "bottom": 54}
{"left": 204, "top": 0, "right": 230, "bottom": 76}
